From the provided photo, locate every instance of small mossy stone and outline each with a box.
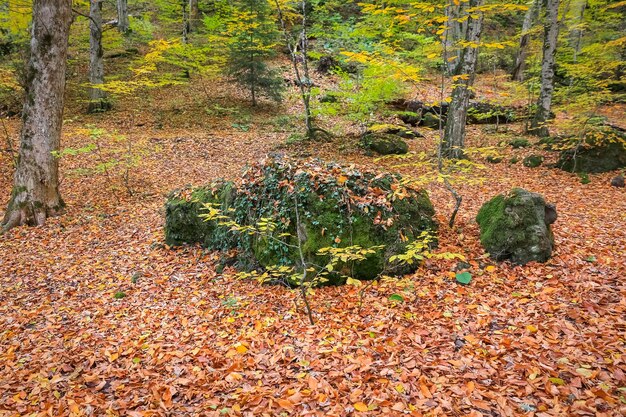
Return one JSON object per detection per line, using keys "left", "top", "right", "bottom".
{"left": 510, "top": 156, "right": 521, "bottom": 164}
{"left": 509, "top": 138, "right": 531, "bottom": 149}
{"left": 523, "top": 155, "right": 544, "bottom": 168}
{"left": 476, "top": 188, "right": 556, "bottom": 265}
{"left": 486, "top": 156, "right": 503, "bottom": 164}
{"left": 361, "top": 133, "right": 409, "bottom": 155}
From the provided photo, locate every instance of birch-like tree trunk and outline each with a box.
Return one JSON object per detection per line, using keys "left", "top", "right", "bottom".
{"left": 2, "top": 0, "right": 73, "bottom": 232}
{"left": 443, "top": 0, "right": 467, "bottom": 75}
{"left": 569, "top": 0, "right": 587, "bottom": 63}
{"left": 88, "top": 0, "right": 109, "bottom": 113}
{"left": 530, "top": 0, "right": 560, "bottom": 137}
{"left": 441, "top": 0, "right": 484, "bottom": 159}
{"left": 511, "top": 0, "right": 541, "bottom": 81}
{"left": 117, "top": 0, "right": 129, "bottom": 34}
{"left": 182, "top": 0, "right": 189, "bottom": 43}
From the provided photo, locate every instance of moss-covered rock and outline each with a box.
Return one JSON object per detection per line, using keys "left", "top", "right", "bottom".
{"left": 164, "top": 156, "right": 438, "bottom": 284}
{"left": 523, "top": 155, "right": 544, "bottom": 168}
{"left": 420, "top": 112, "right": 442, "bottom": 129}
{"left": 556, "top": 128, "right": 626, "bottom": 173}
{"left": 361, "top": 133, "right": 409, "bottom": 155}
{"left": 467, "top": 102, "right": 516, "bottom": 125}
{"left": 509, "top": 138, "right": 531, "bottom": 149}
{"left": 486, "top": 156, "right": 503, "bottom": 164}
{"left": 367, "top": 124, "right": 422, "bottom": 139}
{"left": 476, "top": 188, "right": 557, "bottom": 265}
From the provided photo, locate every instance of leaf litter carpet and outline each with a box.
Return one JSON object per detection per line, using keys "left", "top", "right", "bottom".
{"left": 0, "top": 121, "right": 624, "bottom": 416}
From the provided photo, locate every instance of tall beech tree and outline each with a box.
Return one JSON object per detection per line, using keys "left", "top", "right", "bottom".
{"left": 441, "top": 0, "right": 485, "bottom": 159}
{"left": 530, "top": 0, "right": 560, "bottom": 137}
{"left": 2, "top": 0, "right": 73, "bottom": 232}
{"left": 511, "top": 0, "right": 541, "bottom": 82}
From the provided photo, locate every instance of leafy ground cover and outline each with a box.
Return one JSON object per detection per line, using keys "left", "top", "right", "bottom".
{"left": 0, "top": 80, "right": 625, "bottom": 416}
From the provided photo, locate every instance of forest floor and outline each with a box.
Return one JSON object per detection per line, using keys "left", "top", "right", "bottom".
{"left": 0, "top": 76, "right": 625, "bottom": 417}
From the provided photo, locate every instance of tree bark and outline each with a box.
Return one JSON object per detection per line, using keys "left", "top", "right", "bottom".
{"left": 88, "top": 0, "right": 109, "bottom": 113}
{"left": 189, "top": 0, "right": 200, "bottom": 32}
{"left": 569, "top": 0, "right": 586, "bottom": 63}
{"left": 2, "top": 0, "right": 73, "bottom": 232}
{"left": 182, "top": 0, "right": 189, "bottom": 43}
{"left": 511, "top": 0, "right": 541, "bottom": 82}
{"left": 443, "top": 0, "right": 467, "bottom": 75}
{"left": 116, "top": 0, "right": 129, "bottom": 34}
{"left": 530, "top": 0, "right": 560, "bottom": 137}
{"left": 441, "top": 0, "right": 484, "bottom": 159}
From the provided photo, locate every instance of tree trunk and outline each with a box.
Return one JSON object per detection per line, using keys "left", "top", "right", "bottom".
{"left": 530, "top": 0, "right": 560, "bottom": 137}
{"left": 570, "top": 0, "right": 586, "bottom": 63}
{"left": 511, "top": 0, "right": 541, "bottom": 82}
{"left": 116, "top": 0, "right": 129, "bottom": 34}
{"left": 2, "top": 0, "right": 73, "bottom": 232}
{"left": 443, "top": 0, "right": 467, "bottom": 75}
{"left": 88, "top": 0, "right": 109, "bottom": 113}
{"left": 189, "top": 0, "right": 200, "bottom": 32}
{"left": 182, "top": 1, "right": 189, "bottom": 43}
{"left": 441, "top": 0, "right": 484, "bottom": 159}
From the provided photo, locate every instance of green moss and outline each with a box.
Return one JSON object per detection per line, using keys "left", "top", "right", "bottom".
{"left": 164, "top": 157, "right": 438, "bottom": 285}
{"left": 476, "top": 189, "right": 554, "bottom": 265}
{"left": 361, "top": 133, "right": 409, "bottom": 155}
{"left": 523, "top": 155, "right": 544, "bottom": 168}
{"left": 509, "top": 138, "right": 531, "bottom": 149}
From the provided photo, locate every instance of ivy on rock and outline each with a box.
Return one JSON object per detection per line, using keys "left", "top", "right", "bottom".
{"left": 165, "top": 155, "right": 438, "bottom": 284}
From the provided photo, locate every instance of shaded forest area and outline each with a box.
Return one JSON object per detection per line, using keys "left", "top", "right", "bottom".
{"left": 0, "top": 0, "right": 625, "bottom": 416}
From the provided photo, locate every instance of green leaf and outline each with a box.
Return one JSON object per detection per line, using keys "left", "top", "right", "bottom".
{"left": 388, "top": 293, "right": 404, "bottom": 302}
{"left": 455, "top": 272, "right": 472, "bottom": 285}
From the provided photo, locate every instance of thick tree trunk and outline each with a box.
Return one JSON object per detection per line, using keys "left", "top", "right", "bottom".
{"left": 189, "top": 0, "right": 200, "bottom": 32}
{"left": 511, "top": 0, "right": 541, "bottom": 82}
{"left": 88, "top": 0, "right": 109, "bottom": 113}
{"left": 2, "top": 0, "right": 73, "bottom": 232}
{"left": 530, "top": 0, "right": 560, "bottom": 137}
{"left": 117, "top": 0, "right": 129, "bottom": 34}
{"left": 441, "top": 0, "right": 484, "bottom": 159}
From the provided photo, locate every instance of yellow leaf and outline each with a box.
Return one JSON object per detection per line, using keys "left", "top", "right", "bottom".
{"left": 354, "top": 402, "right": 369, "bottom": 412}
{"left": 235, "top": 344, "right": 248, "bottom": 354}
{"left": 485, "top": 265, "right": 496, "bottom": 273}
{"left": 346, "top": 277, "right": 362, "bottom": 286}
{"left": 526, "top": 324, "right": 538, "bottom": 333}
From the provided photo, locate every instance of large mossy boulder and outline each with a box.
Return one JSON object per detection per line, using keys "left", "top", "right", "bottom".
{"left": 361, "top": 133, "right": 409, "bottom": 155}
{"left": 476, "top": 188, "right": 557, "bottom": 265}
{"left": 467, "top": 101, "right": 516, "bottom": 124}
{"left": 556, "top": 127, "right": 626, "bottom": 173}
{"left": 165, "top": 156, "right": 438, "bottom": 284}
